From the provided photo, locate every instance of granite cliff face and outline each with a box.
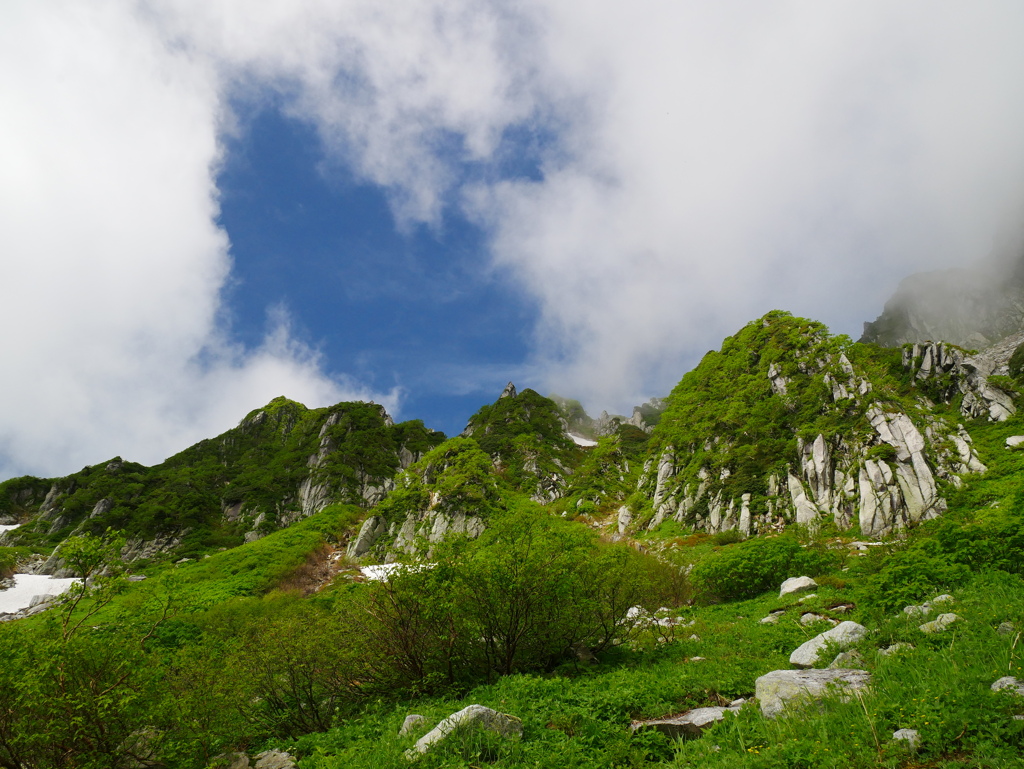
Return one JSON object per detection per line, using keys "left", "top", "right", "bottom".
{"left": 635, "top": 312, "right": 991, "bottom": 539}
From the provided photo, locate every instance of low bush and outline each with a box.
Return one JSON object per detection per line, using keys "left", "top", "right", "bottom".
{"left": 690, "top": 534, "right": 838, "bottom": 603}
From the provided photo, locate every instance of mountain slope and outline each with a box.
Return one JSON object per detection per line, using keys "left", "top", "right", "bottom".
{"left": 635, "top": 311, "right": 1003, "bottom": 538}
{"left": 0, "top": 397, "right": 443, "bottom": 565}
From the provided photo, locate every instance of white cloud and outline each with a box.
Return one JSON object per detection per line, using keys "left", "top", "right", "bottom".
{"left": 467, "top": 2, "right": 1024, "bottom": 411}
{"left": 4, "top": 1, "right": 1024, "bottom": 478}
{"left": 0, "top": 0, "right": 391, "bottom": 478}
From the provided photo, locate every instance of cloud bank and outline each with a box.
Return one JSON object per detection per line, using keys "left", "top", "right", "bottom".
{"left": 3, "top": 1, "right": 1024, "bottom": 476}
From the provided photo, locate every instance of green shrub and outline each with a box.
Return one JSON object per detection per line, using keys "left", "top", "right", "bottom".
{"left": 690, "top": 534, "right": 838, "bottom": 603}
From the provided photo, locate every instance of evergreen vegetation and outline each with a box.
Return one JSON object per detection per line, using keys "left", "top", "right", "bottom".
{"left": 1, "top": 313, "right": 1024, "bottom": 767}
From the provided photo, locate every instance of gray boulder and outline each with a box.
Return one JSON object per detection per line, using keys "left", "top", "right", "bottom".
{"left": 347, "top": 515, "right": 387, "bottom": 558}
{"left": 997, "top": 621, "right": 1016, "bottom": 636}
{"left": 992, "top": 677, "right": 1024, "bottom": 696}
{"left": 406, "top": 704, "right": 522, "bottom": 757}
{"left": 828, "top": 650, "right": 865, "bottom": 669}
{"left": 878, "top": 642, "right": 914, "bottom": 657}
{"left": 919, "top": 613, "right": 961, "bottom": 633}
{"left": 800, "top": 613, "right": 826, "bottom": 626}
{"left": 755, "top": 669, "right": 871, "bottom": 718}
{"left": 893, "top": 728, "right": 921, "bottom": 750}
{"left": 790, "top": 621, "right": 868, "bottom": 668}
{"left": 399, "top": 714, "right": 428, "bottom": 736}
{"left": 254, "top": 751, "right": 296, "bottom": 769}
{"left": 780, "top": 576, "right": 817, "bottom": 598}
{"left": 630, "top": 705, "right": 742, "bottom": 739}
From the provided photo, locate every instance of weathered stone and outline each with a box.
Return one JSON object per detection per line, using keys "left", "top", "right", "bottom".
{"left": 617, "top": 505, "right": 633, "bottom": 534}
{"left": 347, "top": 515, "right": 388, "bottom": 558}
{"left": 893, "top": 728, "right": 921, "bottom": 750}
{"left": 790, "top": 621, "right": 868, "bottom": 668}
{"left": 800, "top": 613, "right": 826, "bottom": 626}
{"left": 878, "top": 642, "right": 914, "bottom": 657}
{"left": 406, "top": 705, "right": 522, "bottom": 757}
{"left": 211, "top": 752, "right": 249, "bottom": 769}
{"left": 991, "top": 677, "right": 1024, "bottom": 696}
{"left": 780, "top": 576, "right": 817, "bottom": 598}
{"left": 797, "top": 593, "right": 818, "bottom": 603}
{"left": 760, "top": 614, "right": 780, "bottom": 625}
{"left": 828, "top": 650, "right": 865, "bottom": 669}
{"left": 903, "top": 602, "right": 932, "bottom": 617}
{"left": 997, "top": 621, "right": 1016, "bottom": 636}
{"left": 755, "top": 669, "right": 871, "bottom": 718}
{"left": 630, "top": 705, "right": 742, "bottom": 739}
{"left": 1006, "top": 436, "right": 1024, "bottom": 447}
{"left": 918, "top": 613, "right": 961, "bottom": 633}
{"left": 254, "top": 750, "right": 297, "bottom": 769}
{"left": 399, "top": 714, "right": 427, "bottom": 736}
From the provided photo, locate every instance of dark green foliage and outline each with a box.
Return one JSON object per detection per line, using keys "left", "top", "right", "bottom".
{"left": 0, "top": 475, "right": 51, "bottom": 520}
{"left": 462, "top": 389, "right": 580, "bottom": 495}
{"left": 560, "top": 435, "right": 638, "bottom": 514}
{"left": 650, "top": 312, "right": 858, "bottom": 504}
{"left": 374, "top": 437, "right": 509, "bottom": 527}
{"left": 690, "top": 534, "right": 838, "bottom": 603}
{"left": 645, "top": 311, "right": 955, "bottom": 532}
{"left": 1009, "top": 341, "right": 1024, "bottom": 380}
{"left": 1, "top": 398, "right": 443, "bottom": 556}
{"left": 0, "top": 546, "right": 30, "bottom": 578}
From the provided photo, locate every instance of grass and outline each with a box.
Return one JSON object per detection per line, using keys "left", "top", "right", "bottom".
{"left": 274, "top": 572, "right": 1024, "bottom": 768}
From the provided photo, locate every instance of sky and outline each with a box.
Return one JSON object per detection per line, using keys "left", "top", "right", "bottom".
{"left": 3, "top": 1, "right": 1024, "bottom": 480}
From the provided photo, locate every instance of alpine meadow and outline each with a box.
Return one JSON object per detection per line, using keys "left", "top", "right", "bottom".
{"left": 3, "top": 258, "right": 1024, "bottom": 768}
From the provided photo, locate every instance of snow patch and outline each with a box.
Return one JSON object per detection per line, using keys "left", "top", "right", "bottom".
{"left": 360, "top": 563, "right": 434, "bottom": 581}
{"left": 569, "top": 433, "right": 598, "bottom": 447}
{"left": 0, "top": 574, "right": 79, "bottom": 615}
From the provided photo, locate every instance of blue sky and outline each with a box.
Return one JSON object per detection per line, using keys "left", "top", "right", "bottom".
{"left": 3, "top": 2, "right": 1024, "bottom": 479}
{"left": 217, "top": 104, "right": 538, "bottom": 437}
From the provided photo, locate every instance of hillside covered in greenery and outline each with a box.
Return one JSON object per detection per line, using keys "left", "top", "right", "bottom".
{"left": 1, "top": 310, "right": 1024, "bottom": 767}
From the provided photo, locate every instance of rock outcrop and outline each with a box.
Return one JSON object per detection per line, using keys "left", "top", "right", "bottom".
{"left": 902, "top": 342, "right": 1016, "bottom": 422}
{"left": 630, "top": 704, "right": 743, "bottom": 739}
{"left": 1, "top": 399, "right": 444, "bottom": 571}
{"left": 405, "top": 705, "right": 522, "bottom": 757}
{"left": 755, "top": 669, "right": 871, "bottom": 718}
{"left": 640, "top": 315, "right": 989, "bottom": 539}
{"left": 789, "top": 621, "right": 868, "bottom": 668}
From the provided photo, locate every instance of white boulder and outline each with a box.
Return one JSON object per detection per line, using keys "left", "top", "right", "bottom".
{"left": 780, "top": 576, "right": 818, "bottom": 598}
{"left": 755, "top": 669, "right": 871, "bottom": 718}
{"left": 790, "top": 621, "right": 868, "bottom": 668}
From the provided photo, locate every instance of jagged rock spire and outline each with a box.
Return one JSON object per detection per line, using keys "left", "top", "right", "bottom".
{"left": 499, "top": 382, "right": 517, "bottom": 399}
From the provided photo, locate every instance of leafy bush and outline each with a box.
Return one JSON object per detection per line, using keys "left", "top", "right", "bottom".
{"left": 690, "top": 534, "right": 838, "bottom": 603}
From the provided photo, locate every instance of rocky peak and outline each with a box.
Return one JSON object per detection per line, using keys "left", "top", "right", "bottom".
{"left": 861, "top": 252, "right": 1024, "bottom": 348}
{"left": 637, "top": 311, "right": 988, "bottom": 539}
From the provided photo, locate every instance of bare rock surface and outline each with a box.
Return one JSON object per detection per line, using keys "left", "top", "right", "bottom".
{"left": 780, "top": 576, "right": 817, "bottom": 598}
{"left": 254, "top": 751, "right": 296, "bottom": 769}
{"left": 400, "top": 714, "right": 427, "bottom": 736}
{"left": 790, "top": 621, "right": 868, "bottom": 668}
{"left": 631, "top": 705, "right": 742, "bottom": 739}
{"left": 406, "top": 705, "right": 522, "bottom": 757}
{"left": 893, "top": 728, "right": 921, "bottom": 750}
{"left": 755, "top": 668, "right": 871, "bottom": 718}
{"left": 992, "top": 677, "right": 1024, "bottom": 696}
{"left": 919, "top": 613, "right": 961, "bottom": 633}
